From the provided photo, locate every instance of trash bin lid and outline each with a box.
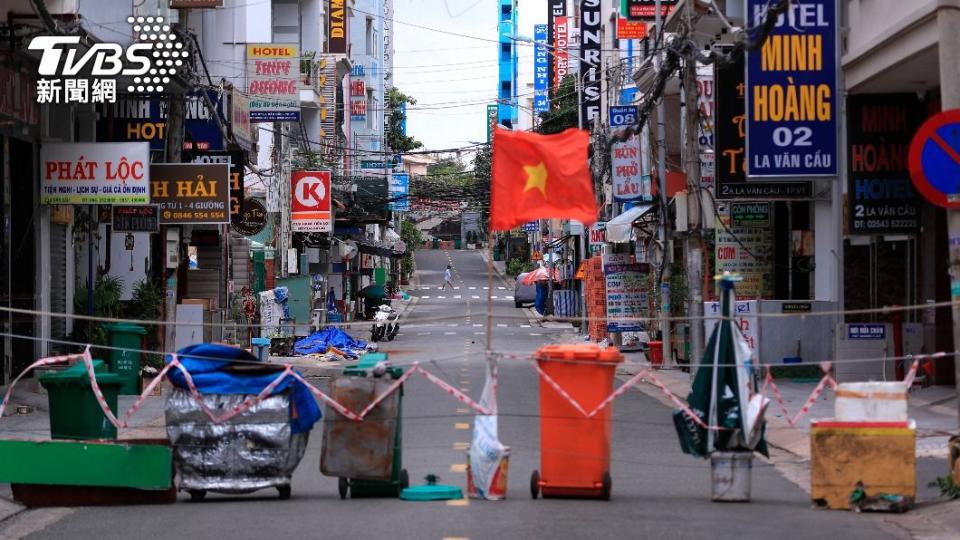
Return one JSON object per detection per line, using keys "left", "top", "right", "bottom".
{"left": 103, "top": 323, "right": 148, "bottom": 335}
{"left": 344, "top": 352, "right": 386, "bottom": 375}
{"left": 39, "top": 359, "right": 124, "bottom": 384}
{"left": 400, "top": 483, "right": 463, "bottom": 501}
{"left": 535, "top": 344, "right": 624, "bottom": 364}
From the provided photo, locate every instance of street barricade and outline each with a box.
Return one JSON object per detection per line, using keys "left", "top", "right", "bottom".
{"left": 164, "top": 343, "right": 320, "bottom": 501}
{"left": 320, "top": 353, "right": 410, "bottom": 498}
{"left": 530, "top": 344, "right": 623, "bottom": 500}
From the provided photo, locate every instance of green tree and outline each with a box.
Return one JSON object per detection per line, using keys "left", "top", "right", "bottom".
{"left": 386, "top": 87, "right": 423, "bottom": 153}
{"left": 536, "top": 74, "right": 578, "bottom": 134}
{"left": 400, "top": 219, "right": 424, "bottom": 277}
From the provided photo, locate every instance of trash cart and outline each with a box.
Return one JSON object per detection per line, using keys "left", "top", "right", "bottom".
{"left": 164, "top": 343, "right": 321, "bottom": 501}
{"left": 104, "top": 323, "right": 147, "bottom": 395}
{"left": 530, "top": 344, "right": 623, "bottom": 500}
{"left": 320, "top": 352, "right": 409, "bottom": 498}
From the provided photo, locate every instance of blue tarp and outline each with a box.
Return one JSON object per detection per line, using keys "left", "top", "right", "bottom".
{"left": 293, "top": 326, "right": 368, "bottom": 358}
{"left": 166, "top": 343, "right": 321, "bottom": 433}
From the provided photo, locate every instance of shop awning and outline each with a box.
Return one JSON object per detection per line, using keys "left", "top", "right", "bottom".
{"left": 605, "top": 204, "right": 655, "bottom": 243}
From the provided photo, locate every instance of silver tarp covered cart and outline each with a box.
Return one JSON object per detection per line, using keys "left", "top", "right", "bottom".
{"left": 166, "top": 387, "right": 309, "bottom": 501}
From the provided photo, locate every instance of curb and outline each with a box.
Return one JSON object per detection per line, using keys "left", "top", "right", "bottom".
{"left": 0, "top": 497, "right": 25, "bottom": 527}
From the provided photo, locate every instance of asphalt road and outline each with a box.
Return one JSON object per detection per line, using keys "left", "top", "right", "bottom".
{"left": 10, "top": 249, "right": 898, "bottom": 540}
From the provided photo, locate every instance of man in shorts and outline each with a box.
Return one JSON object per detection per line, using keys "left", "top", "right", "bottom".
{"left": 441, "top": 265, "right": 454, "bottom": 290}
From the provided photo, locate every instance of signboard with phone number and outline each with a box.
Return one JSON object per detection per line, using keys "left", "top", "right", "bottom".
{"left": 745, "top": 0, "right": 838, "bottom": 178}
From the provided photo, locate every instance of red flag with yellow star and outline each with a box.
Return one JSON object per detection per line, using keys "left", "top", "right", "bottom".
{"left": 490, "top": 127, "right": 598, "bottom": 231}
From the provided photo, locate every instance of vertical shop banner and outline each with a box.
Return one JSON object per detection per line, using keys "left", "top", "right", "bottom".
{"left": 714, "top": 202, "right": 774, "bottom": 298}
{"left": 151, "top": 164, "right": 230, "bottom": 224}
{"left": 622, "top": 0, "right": 677, "bottom": 20}
{"left": 246, "top": 44, "right": 300, "bottom": 122}
{"left": 697, "top": 66, "right": 715, "bottom": 189}
{"left": 746, "top": 0, "right": 838, "bottom": 178}
{"left": 317, "top": 55, "right": 339, "bottom": 147}
{"left": 847, "top": 94, "right": 922, "bottom": 234}
{"left": 610, "top": 106, "right": 646, "bottom": 202}
{"left": 579, "top": 0, "right": 602, "bottom": 127}
{"left": 553, "top": 16, "right": 569, "bottom": 90}
{"left": 547, "top": 0, "right": 566, "bottom": 92}
{"left": 230, "top": 88, "right": 254, "bottom": 151}
{"left": 40, "top": 142, "right": 150, "bottom": 204}
{"left": 327, "top": 0, "right": 347, "bottom": 54}
{"left": 486, "top": 104, "right": 498, "bottom": 142}
{"left": 350, "top": 72, "right": 367, "bottom": 122}
{"left": 291, "top": 170, "right": 332, "bottom": 232}
{"left": 533, "top": 24, "right": 550, "bottom": 114}
{"left": 96, "top": 91, "right": 225, "bottom": 151}
{"left": 715, "top": 53, "right": 811, "bottom": 199}
{"left": 389, "top": 172, "right": 410, "bottom": 212}
{"left": 603, "top": 253, "right": 649, "bottom": 332}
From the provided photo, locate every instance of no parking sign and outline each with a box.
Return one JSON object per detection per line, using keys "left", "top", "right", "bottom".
{"left": 908, "top": 109, "right": 960, "bottom": 209}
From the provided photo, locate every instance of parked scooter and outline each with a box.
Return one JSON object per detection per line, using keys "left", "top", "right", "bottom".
{"left": 370, "top": 304, "right": 400, "bottom": 342}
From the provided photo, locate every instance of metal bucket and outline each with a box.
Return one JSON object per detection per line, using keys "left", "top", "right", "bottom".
{"left": 710, "top": 452, "right": 752, "bottom": 502}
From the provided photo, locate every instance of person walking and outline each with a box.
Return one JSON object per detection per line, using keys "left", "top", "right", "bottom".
{"left": 441, "top": 265, "right": 454, "bottom": 290}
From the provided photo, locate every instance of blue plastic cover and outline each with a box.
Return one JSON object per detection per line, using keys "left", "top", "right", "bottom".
{"left": 166, "top": 343, "right": 321, "bottom": 433}
{"left": 293, "top": 326, "right": 368, "bottom": 358}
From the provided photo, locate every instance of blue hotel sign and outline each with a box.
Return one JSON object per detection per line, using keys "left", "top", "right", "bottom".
{"left": 745, "top": 0, "right": 838, "bottom": 178}
{"left": 533, "top": 24, "right": 550, "bottom": 114}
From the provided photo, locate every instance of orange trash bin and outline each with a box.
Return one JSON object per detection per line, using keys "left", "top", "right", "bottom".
{"left": 531, "top": 344, "right": 624, "bottom": 500}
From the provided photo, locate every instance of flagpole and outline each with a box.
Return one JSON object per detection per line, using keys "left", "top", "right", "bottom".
{"left": 486, "top": 231, "right": 494, "bottom": 353}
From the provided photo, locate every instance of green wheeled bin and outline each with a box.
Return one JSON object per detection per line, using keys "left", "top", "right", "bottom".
{"left": 38, "top": 359, "right": 123, "bottom": 440}
{"left": 321, "top": 353, "right": 409, "bottom": 498}
{"left": 104, "top": 322, "right": 147, "bottom": 395}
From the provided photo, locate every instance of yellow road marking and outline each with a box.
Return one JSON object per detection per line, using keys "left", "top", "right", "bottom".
{"left": 460, "top": 387, "right": 470, "bottom": 392}
{"left": 455, "top": 422, "right": 470, "bottom": 430}
{"left": 456, "top": 408, "right": 469, "bottom": 414}
{"left": 446, "top": 498, "right": 469, "bottom": 507}
{"left": 460, "top": 380, "right": 470, "bottom": 385}
{"left": 453, "top": 442, "right": 469, "bottom": 450}
{"left": 450, "top": 463, "right": 467, "bottom": 473}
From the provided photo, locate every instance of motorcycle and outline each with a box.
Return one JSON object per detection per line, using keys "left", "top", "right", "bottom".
{"left": 370, "top": 304, "right": 400, "bottom": 342}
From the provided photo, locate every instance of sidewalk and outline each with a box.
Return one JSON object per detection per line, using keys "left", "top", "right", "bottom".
{"left": 617, "top": 353, "right": 958, "bottom": 459}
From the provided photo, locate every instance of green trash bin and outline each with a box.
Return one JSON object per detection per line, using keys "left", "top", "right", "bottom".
{"left": 338, "top": 353, "right": 408, "bottom": 498}
{"left": 38, "top": 359, "right": 123, "bottom": 440}
{"left": 454, "top": 238, "right": 462, "bottom": 250}
{"left": 432, "top": 238, "right": 440, "bottom": 249}
{"left": 104, "top": 323, "right": 147, "bottom": 395}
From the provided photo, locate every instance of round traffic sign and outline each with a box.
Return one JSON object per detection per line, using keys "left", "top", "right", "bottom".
{"left": 908, "top": 109, "right": 960, "bottom": 209}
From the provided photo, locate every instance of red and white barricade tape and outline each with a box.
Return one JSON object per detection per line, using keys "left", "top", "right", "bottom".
{"left": 0, "top": 351, "right": 86, "bottom": 418}
{"left": 415, "top": 365, "right": 494, "bottom": 416}
{"left": 531, "top": 360, "right": 718, "bottom": 430}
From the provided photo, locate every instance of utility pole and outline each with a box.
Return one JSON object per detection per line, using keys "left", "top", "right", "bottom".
{"left": 682, "top": 0, "right": 704, "bottom": 369}
{"left": 162, "top": 10, "right": 188, "bottom": 353}
{"left": 654, "top": 0, "right": 671, "bottom": 364}
{"left": 936, "top": 6, "right": 960, "bottom": 422}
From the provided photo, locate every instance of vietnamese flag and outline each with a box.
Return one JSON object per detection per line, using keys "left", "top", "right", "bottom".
{"left": 490, "top": 127, "right": 598, "bottom": 231}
